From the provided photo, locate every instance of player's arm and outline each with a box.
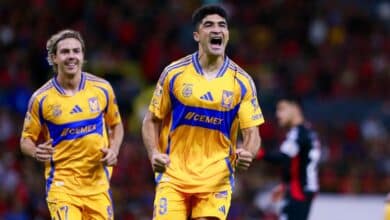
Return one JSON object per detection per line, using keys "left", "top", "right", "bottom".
{"left": 257, "top": 137, "right": 297, "bottom": 164}
{"left": 236, "top": 73, "right": 264, "bottom": 171}
{"left": 20, "top": 94, "right": 54, "bottom": 162}
{"left": 142, "top": 111, "right": 169, "bottom": 173}
{"left": 100, "top": 83, "right": 124, "bottom": 166}
{"left": 257, "top": 148, "right": 290, "bottom": 164}
{"left": 101, "top": 122, "right": 124, "bottom": 166}
{"left": 21, "top": 137, "right": 54, "bottom": 162}
{"left": 236, "top": 126, "right": 261, "bottom": 171}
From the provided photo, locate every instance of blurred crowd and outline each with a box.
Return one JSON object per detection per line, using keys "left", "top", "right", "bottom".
{"left": 0, "top": 0, "right": 388, "bottom": 219}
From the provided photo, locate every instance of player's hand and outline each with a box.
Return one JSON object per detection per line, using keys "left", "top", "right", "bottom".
{"left": 100, "top": 148, "right": 118, "bottom": 166}
{"left": 151, "top": 152, "right": 170, "bottom": 173}
{"left": 35, "top": 139, "right": 54, "bottom": 162}
{"left": 235, "top": 148, "right": 254, "bottom": 171}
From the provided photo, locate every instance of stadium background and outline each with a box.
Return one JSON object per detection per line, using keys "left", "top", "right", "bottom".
{"left": 0, "top": 0, "right": 388, "bottom": 219}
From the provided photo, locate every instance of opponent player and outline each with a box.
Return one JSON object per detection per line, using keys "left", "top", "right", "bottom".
{"left": 20, "top": 29, "right": 124, "bottom": 219}
{"left": 257, "top": 96, "right": 321, "bottom": 220}
{"left": 142, "top": 4, "right": 264, "bottom": 220}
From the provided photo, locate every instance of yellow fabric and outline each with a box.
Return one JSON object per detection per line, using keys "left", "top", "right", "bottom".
{"left": 47, "top": 191, "right": 113, "bottom": 220}
{"left": 22, "top": 72, "right": 121, "bottom": 196}
{"left": 153, "top": 184, "right": 231, "bottom": 220}
{"left": 149, "top": 52, "right": 264, "bottom": 193}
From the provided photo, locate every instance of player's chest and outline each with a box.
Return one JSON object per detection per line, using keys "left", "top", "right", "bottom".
{"left": 172, "top": 76, "right": 240, "bottom": 109}
{"left": 42, "top": 92, "right": 106, "bottom": 123}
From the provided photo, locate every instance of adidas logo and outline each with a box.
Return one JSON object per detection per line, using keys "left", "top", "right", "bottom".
{"left": 70, "top": 105, "right": 83, "bottom": 114}
{"left": 200, "top": 91, "right": 214, "bottom": 101}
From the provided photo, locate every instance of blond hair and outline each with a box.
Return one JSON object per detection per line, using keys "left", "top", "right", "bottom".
{"left": 46, "top": 29, "right": 85, "bottom": 72}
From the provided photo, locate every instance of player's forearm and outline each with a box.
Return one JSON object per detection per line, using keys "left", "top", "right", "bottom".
{"left": 109, "top": 123, "right": 124, "bottom": 155}
{"left": 20, "top": 137, "right": 37, "bottom": 158}
{"left": 241, "top": 126, "right": 261, "bottom": 157}
{"left": 142, "top": 111, "right": 161, "bottom": 160}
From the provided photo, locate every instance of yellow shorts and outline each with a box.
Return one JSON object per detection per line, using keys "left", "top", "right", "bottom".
{"left": 153, "top": 185, "right": 231, "bottom": 220}
{"left": 46, "top": 191, "right": 114, "bottom": 220}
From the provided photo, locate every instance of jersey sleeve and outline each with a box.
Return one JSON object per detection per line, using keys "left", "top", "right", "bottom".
{"left": 238, "top": 77, "right": 265, "bottom": 129}
{"left": 148, "top": 69, "right": 171, "bottom": 119}
{"left": 104, "top": 84, "right": 122, "bottom": 126}
{"left": 21, "top": 94, "right": 42, "bottom": 141}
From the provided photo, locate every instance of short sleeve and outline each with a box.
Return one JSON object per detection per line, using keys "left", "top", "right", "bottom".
{"left": 21, "top": 95, "right": 42, "bottom": 141}
{"left": 238, "top": 77, "right": 264, "bottom": 129}
{"left": 148, "top": 70, "right": 171, "bottom": 119}
{"left": 104, "top": 84, "right": 122, "bottom": 126}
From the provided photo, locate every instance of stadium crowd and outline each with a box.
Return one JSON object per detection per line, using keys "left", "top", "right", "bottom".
{"left": 0, "top": 0, "right": 388, "bottom": 219}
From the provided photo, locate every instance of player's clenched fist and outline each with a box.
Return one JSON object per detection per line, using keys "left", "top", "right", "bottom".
{"left": 235, "top": 148, "right": 254, "bottom": 171}
{"left": 35, "top": 139, "right": 54, "bottom": 162}
{"left": 151, "top": 152, "right": 170, "bottom": 173}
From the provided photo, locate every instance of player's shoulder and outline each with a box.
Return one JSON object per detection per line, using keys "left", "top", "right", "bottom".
{"left": 228, "top": 60, "right": 254, "bottom": 82}
{"left": 158, "top": 54, "right": 193, "bottom": 84}
{"left": 31, "top": 79, "right": 55, "bottom": 100}
{"left": 84, "top": 72, "right": 112, "bottom": 88}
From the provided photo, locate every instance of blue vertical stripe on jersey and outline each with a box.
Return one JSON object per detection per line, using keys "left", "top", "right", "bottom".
{"left": 38, "top": 95, "right": 47, "bottom": 125}
{"left": 155, "top": 172, "right": 163, "bottom": 184}
{"left": 103, "top": 166, "right": 115, "bottom": 210}
{"left": 169, "top": 95, "right": 240, "bottom": 138}
{"left": 166, "top": 137, "right": 172, "bottom": 155}
{"left": 169, "top": 71, "right": 184, "bottom": 93}
{"left": 95, "top": 86, "right": 109, "bottom": 113}
{"left": 45, "top": 158, "right": 55, "bottom": 195}
{"left": 235, "top": 78, "right": 247, "bottom": 100}
{"left": 44, "top": 113, "right": 104, "bottom": 146}
{"left": 224, "top": 157, "right": 235, "bottom": 191}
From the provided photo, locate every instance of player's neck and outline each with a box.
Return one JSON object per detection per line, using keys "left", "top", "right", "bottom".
{"left": 198, "top": 51, "right": 224, "bottom": 80}
{"left": 56, "top": 71, "right": 82, "bottom": 95}
{"left": 290, "top": 114, "right": 304, "bottom": 127}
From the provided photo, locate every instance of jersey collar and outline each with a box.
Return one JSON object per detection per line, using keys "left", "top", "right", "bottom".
{"left": 52, "top": 72, "right": 86, "bottom": 95}
{"left": 192, "top": 51, "right": 230, "bottom": 78}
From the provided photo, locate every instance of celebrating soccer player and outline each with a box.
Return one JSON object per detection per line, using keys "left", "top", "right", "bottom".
{"left": 142, "top": 4, "right": 264, "bottom": 220}
{"left": 20, "top": 29, "right": 124, "bottom": 219}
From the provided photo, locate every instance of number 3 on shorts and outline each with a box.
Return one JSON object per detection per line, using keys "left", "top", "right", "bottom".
{"left": 159, "top": 197, "right": 167, "bottom": 215}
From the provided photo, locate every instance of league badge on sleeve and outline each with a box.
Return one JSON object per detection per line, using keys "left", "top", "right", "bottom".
{"left": 182, "top": 83, "right": 193, "bottom": 98}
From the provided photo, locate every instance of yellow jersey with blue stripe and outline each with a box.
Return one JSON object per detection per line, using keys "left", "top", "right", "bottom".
{"left": 149, "top": 52, "right": 264, "bottom": 193}
{"left": 21, "top": 72, "right": 122, "bottom": 196}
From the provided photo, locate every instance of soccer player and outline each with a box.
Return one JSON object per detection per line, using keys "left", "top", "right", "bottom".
{"left": 142, "top": 4, "right": 264, "bottom": 220}
{"left": 257, "top": 96, "right": 321, "bottom": 220}
{"left": 20, "top": 29, "right": 124, "bottom": 219}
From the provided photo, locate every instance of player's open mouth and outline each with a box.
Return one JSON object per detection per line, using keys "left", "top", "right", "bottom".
{"left": 65, "top": 62, "right": 78, "bottom": 69}
{"left": 210, "top": 36, "right": 222, "bottom": 46}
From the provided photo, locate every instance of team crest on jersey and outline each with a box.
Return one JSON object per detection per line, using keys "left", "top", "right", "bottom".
{"left": 221, "top": 90, "right": 233, "bottom": 109}
{"left": 88, "top": 97, "right": 100, "bottom": 112}
{"left": 182, "top": 83, "right": 193, "bottom": 97}
{"left": 50, "top": 104, "right": 62, "bottom": 117}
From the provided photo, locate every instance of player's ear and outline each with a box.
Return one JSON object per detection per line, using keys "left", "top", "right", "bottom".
{"left": 193, "top": 32, "right": 199, "bottom": 42}
{"left": 51, "top": 54, "right": 57, "bottom": 64}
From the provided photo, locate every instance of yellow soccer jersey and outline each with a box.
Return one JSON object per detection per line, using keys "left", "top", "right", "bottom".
{"left": 21, "top": 72, "right": 121, "bottom": 196}
{"left": 149, "top": 52, "right": 264, "bottom": 193}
